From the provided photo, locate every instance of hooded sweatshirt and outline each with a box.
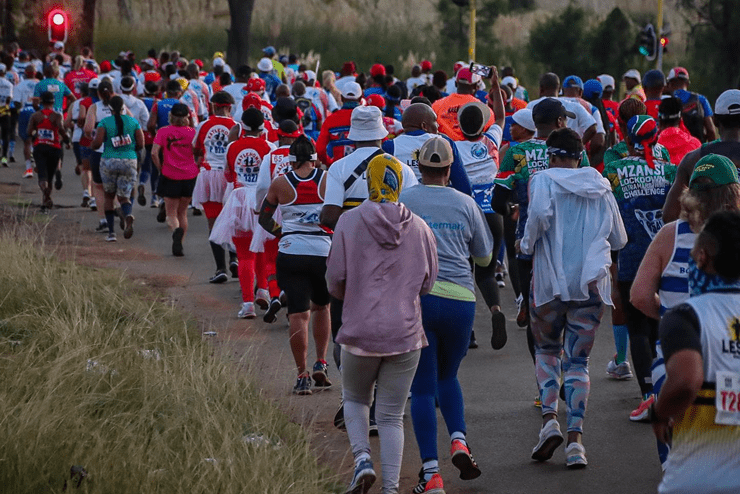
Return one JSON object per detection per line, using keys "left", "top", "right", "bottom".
{"left": 520, "top": 167, "right": 627, "bottom": 307}
{"left": 326, "top": 200, "right": 438, "bottom": 356}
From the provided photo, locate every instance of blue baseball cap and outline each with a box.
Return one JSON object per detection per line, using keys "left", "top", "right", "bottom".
{"left": 262, "top": 46, "right": 276, "bottom": 56}
{"left": 563, "top": 75, "right": 584, "bottom": 90}
{"left": 583, "top": 79, "right": 603, "bottom": 99}
{"left": 642, "top": 69, "right": 666, "bottom": 89}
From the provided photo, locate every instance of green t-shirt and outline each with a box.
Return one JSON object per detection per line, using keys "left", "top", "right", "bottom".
{"left": 604, "top": 141, "right": 672, "bottom": 166}
{"left": 98, "top": 114, "right": 140, "bottom": 159}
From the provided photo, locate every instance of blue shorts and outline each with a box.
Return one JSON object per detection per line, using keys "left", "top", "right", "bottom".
{"left": 17, "top": 107, "right": 34, "bottom": 141}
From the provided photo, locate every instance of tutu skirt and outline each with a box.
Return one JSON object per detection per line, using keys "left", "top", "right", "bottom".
{"left": 192, "top": 168, "right": 227, "bottom": 209}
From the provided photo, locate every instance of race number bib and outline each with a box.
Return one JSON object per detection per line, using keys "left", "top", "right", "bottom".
{"left": 38, "top": 129, "right": 54, "bottom": 141}
{"left": 715, "top": 371, "right": 740, "bottom": 426}
{"left": 111, "top": 134, "right": 132, "bottom": 148}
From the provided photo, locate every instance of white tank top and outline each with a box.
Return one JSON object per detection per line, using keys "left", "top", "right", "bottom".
{"left": 93, "top": 102, "right": 112, "bottom": 153}
{"left": 278, "top": 168, "right": 331, "bottom": 257}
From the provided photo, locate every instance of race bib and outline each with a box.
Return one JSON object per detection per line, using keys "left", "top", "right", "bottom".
{"left": 715, "top": 371, "right": 740, "bottom": 426}
{"left": 38, "top": 129, "right": 54, "bottom": 141}
{"left": 111, "top": 134, "right": 132, "bottom": 148}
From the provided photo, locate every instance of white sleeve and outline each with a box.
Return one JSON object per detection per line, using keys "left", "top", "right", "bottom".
{"left": 255, "top": 154, "right": 272, "bottom": 207}
{"left": 606, "top": 191, "right": 628, "bottom": 250}
{"left": 192, "top": 121, "right": 206, "bottom": 147}
{"left": 573, "top": 103, "right": 596, "bottom": 136}
{"left": 520, "top": 174, "right": 552, "bottom": 255}
{"left": 323, "top": 164, "right": 346, "bottom": 207}
{"left": 486, "top": 125, "right": 504, "bottom": 148}
{"left": 402, "top": 164, "right": 419, "bottom": 188}
{"left": 327, "top": 92, "right": 339, "bottom": 112}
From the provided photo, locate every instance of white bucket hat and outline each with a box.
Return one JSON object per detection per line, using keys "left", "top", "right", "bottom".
{"left": 347, "top": 106, "right": 388, "bottom": 142}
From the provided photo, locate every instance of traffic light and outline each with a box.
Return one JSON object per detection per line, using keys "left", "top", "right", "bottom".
{"left": 47, "top": 9, "right": 69, "bottom": 43}
{"left": 638, "top": 23, "right": 657, "bottom": 59}
{"left": 660, "top": 36, "right": 669, "bottom": 54}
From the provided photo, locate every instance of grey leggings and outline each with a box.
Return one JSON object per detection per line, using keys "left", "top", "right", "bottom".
{"left": 341, "top": 348, "right": 421, "bottom": 494}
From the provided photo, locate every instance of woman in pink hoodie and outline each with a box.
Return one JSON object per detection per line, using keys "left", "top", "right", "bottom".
{"left": 325, "top": 153, "right": 438, "bottom": 494}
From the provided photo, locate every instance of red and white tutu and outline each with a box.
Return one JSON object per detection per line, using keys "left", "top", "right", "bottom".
{"left": 192, "top": 168, "right": 228, "bottom": 209}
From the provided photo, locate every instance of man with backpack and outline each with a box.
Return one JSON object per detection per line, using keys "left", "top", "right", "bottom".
{"left": 667, "top": 67, "right": 716, "bottom": 143}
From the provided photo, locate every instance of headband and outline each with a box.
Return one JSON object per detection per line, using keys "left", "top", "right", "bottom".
{"left": 288, "top": 153, "right": 317, "bottom": 162}
{"left": 546, "top": 146, "right": 581, "bottom": 160}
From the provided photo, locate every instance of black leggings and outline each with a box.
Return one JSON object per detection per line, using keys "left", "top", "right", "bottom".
{"left": 0, "top": 114, "right": 11, "bottom": 158}
{"left": 519, "top": 258, "right": 535, "bottom": 363}
{"left": 474, "top": 212, "right": 504, "bottom": 308}
{"left": 33, "top": 144, "right": 62, "bottom": 184}
{"left": 618, "top": 280, "right": 658, "bottom": 396}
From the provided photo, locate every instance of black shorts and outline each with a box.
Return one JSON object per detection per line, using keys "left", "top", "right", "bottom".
{"left": 276, "top": 253, "right": 331, "bottom": 314}
{"left": 33, "top": 144, "right": 62, "bottom": 183}
{"left": 90, "top": 151, "right": 103, "bottom": 184}
{"left": 157, "top": 174, "right": 197, "bottom": 198}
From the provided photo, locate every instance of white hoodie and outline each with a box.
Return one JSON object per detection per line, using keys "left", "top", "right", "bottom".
{"left": 521, "top": 166, "right": 627, "bottom": 307}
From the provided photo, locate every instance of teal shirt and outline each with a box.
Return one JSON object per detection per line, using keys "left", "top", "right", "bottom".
{"left": 97, "top": 115, "right": 140, "bottom": 159}
{"left": 33, "top": 78, "right": 71, "bottom": 113}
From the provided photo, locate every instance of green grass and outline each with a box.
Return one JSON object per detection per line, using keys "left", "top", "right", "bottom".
{"left": 0, "top": 215, "right": 340, "bottom": 493}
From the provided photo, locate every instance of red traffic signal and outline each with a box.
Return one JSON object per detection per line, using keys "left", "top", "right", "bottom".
{"left": 47, "top": 9, "right": 68, "bottom": 43}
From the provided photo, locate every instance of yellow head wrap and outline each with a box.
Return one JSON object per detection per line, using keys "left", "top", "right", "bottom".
{"left": 176, "top": 77, "right": 189, "bottom": 91}
{"left": 213, "top": 51, "right": 225, "bottom": 60}
{"left": 367, "top": 153, "right": 403, "bottom": 203}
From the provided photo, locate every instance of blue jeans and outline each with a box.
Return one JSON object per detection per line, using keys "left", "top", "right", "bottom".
{"left": 139, "top": 144, "right": 158, "bottom": 193}
{"left": 410, "top": 294, "right": 476, "bottom": 461}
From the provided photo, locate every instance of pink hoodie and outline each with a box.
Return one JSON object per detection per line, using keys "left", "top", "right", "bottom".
{"left": 326, "top": 200, "right": 438, "bottom": 356}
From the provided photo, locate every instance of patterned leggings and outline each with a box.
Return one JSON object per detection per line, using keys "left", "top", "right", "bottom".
{"left": 530, "top": 282, "right": 604, "bottom": 433}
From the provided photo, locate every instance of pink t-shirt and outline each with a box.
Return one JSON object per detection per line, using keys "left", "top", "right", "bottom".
{"left": 153, "top": 125, "right": 199, "bottom": 180}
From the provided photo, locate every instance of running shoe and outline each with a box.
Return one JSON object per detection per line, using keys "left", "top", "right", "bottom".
{"left": 123, "top": 215, "right": 134, "bottom": 239}
{"left": 1, "top": 157, "right": 7, "bottom": 167}
{"left": 565, "top": 442, "right": 587, "bottom": 469}
{"left": 95, "top": 220, "right": 108, "bottom": 233}
{"left": 209, "top": 270, "right": 228, "bottom": 284}
{"left": 81, "top": 195, "right": 89, "bottom": 208}
{"left": 279, "top": 290, "right": 288, "bottom": 306}
{"left": 105, "top": 232, "right": 117, "bottom": 242}
{"left": 490, "top": 310, "right": 507, "bottom": 350}
{"left": 54, "top": 169, "right": 63, "bottom": 190}
{"left": 237, "top": 302, "right": 256, "bottom": 319}
{"left": 629, "top": 394, "right": 655, "bottom": 422}
{"left": 89, "top": 197, "right": 97, "bottom": 211}
{"left": 312, "top": 360, "right": 332, "bottom": 389}
{"left": 334, "top": 399, "right": 345, "bottom": 430}
{"left": 172, "top": 228, "right": 184, "bottom": 257}
{"left": 516, "top": 294, "right": 529, "bottom": 328}
{"left": 531, "top": 419, "right": 564, "bottom": 462}
{"left": 450, "top": 439, "right": 481, "bottom": 480}
{"left": 495, "top": 272, "right": 506, "bottom": 288}
{"left": 255, "top": 288, "right": 270, "bottom": 310}
{"left": 192, "top": 207, "right": 202, "bottom": 216}
{"left": 9, "top": 155, "right": 14, "bottom": 163}
{"left": 468, "top": 330, "right": 478, "bottom": 349}
{"left": 263, "top": 297, "right": 282, "bottom": 323}
{"left": 293, "top": 373, "right": 312, "bottom": 395}
{"left": 606, "top": 356, "right": 633, "bottom": 380}
{"left": 137, "top": 184, "right": 146, "bottom": 206}
{"left": 23, "top": 168, "right": 33, "bottom": 178}
{"left": 229, "top": 260, "right": 239, "bottom": 279}
{"left": 156, "top": 202, "right": 166, "bottom": 223}
{"left": 150, "top": 195, "right": 159, "bottom": 208}
{"left": 345, "top": 459, "right": 375, "bottom": 494}
{"left": 412, "top": 470, "right": 445, "bottom": 494}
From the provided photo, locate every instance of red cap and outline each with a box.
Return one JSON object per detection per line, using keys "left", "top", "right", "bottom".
{"left": 100, "top": 60, "right": 111, "bottom": 73}
{"left": 667, "top": 66, "right": 689, "bottom": 81}
{"left": 370, "top": 64, "right": 386, "bottom": 78}
{"left": 366, "top": 94, "right": 386, "bottom": 109}
{"left": 246, "top": 77, "right": 266, "bottom": 92}
{"left": 242, "top": 93, "right": 263, "bottom": 111}
{"left": 194, "top": 59, "right": 203, "bottom": 68}
{"left": 342, "top": 61, "right": 356, "bottom": 74}
{"left": 455, "top": 67, "right": 481, "bottom": 85}
{"left": 421, "top": 60, "right": 432, "bottom": 71}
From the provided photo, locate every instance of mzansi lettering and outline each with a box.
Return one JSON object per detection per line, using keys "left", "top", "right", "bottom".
{"left": 617, "top": 163, "right": 665, "bottom": 180}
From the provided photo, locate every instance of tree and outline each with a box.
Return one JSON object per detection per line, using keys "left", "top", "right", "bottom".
{"left": 586, "top": 7, "right": 638, "bottom": 79}
{"left": 678, "top": 0, "right": 740, "bottom": 99}
{"left": 2, "top": 0, "right": 17, "bottom": 44}
{"left": 227, "top": 0, "right": 256, "bottom": 68}
{"left": 80, "top": 0, "right": 96, "bottom": 49}
{"left": 528, "top": 5, "right": 590, "bottom": 77}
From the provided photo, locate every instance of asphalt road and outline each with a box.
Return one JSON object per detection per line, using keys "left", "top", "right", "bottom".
{"left": 0, "top": 146, "right": 663, "bottom": 494}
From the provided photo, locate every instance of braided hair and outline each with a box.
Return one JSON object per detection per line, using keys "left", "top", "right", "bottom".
{"left": 109, "top": 95, "right": 125, "bottom": 138}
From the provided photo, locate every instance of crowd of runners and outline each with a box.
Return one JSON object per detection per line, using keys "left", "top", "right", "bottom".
{"left": 1, "top": 40, "right": 739, "bottom": 494}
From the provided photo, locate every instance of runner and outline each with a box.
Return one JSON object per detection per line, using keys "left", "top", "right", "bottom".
{"left": 0, "top": 64, "right": 13, "bottom": 167}
{"left": 209, "top": 108, "right": 276, "bottom": 318}
{"left": 623, "top": 69, "right": 646, "bottom": 102}
{"left": 33, "top": 61, "right": 75, "bottom": 113}
{"left": 657, "top": 97, "right": 701, "bottom": 165}
{"left": 315, "top": 81, "right": 363, "bottom": 166}
{"left": 432, "top": 67, "right": 494, "bottom": 141}
{"left": 326, "top": 153, "right": 437, "bottom": 494}
{"left": 27, "top": 91, "right": 69, "bottom": 211}
{"left": 258, "top": 136, "right": 332, "bottom": 396}
{"left": 652, "top": 210, "right": 740, "bottom": 494}
{"left": 400, "top": 137, "right": 491, "bottom": 493}
{"left": 191, "top": 91, "right": 238, "bottom": 283}
{"left": 666, "top": 67, "right": 717, "bottom": 143}
{"left": 602, "top": 115, "right": 677, "bottom": 421}
{"left": 64, "top": 56, "right": 96, "bottom": 100}
{"left": 523, "top": 127, "right": 627, "bottom": 468}
{"left": 119, "top": 76, "right": 150, "bottom": 206}
{"left": 91, "top": 95, "right": 144, "bottom": 242}
{"left": 455, "top": 84, "right": 508, "bottom": 350}
{"left": 138, "top": 81, "right": 159, "bottom": 207}
{"left": 663, "top": 89, "right": 740, "bottom": 222}
{"left": 63, "top": 82, "right": 92, "bottom": 207}
{"left": 151, "top": 103, "right": 199, "bottom": 256}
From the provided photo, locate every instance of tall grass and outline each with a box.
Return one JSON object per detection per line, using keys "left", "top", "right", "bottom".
{"left": 0, "top": 214, "right": 339, "bottom": 493}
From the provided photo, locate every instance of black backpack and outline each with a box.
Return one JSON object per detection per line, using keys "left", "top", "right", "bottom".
{"left": 294, "top": 96, "right": 315, "bottom": 127}
{"left": 681, "top": 92, "right": 705, "bottom": 142}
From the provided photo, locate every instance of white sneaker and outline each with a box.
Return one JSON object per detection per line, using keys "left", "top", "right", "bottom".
{"left": 23, "top": 168, "right": 33, "bottom": 178}
{"left": 237, "top": 302, "right": 256, "bottom": 319}
{"left": 531, "top": 419, "right": 563, "bottom": 462}
{"left": 255, "top": 288, "right": 270, "bottom": 310}
{"left": 606, "top": 356, "right": 633, "bottom": 380}
{"left": 565, "top": 442, "right": 587, "bottom": 469}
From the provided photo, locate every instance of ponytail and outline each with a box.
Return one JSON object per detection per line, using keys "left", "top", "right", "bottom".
{"left": 109, "top": 95, "right": 125, "bottom": 138}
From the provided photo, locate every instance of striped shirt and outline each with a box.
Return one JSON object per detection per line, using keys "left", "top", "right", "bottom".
{"left": 658, "top": 220, "right": 695, "bottom": 315}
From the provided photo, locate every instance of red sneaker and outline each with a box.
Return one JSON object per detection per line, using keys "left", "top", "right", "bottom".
{"left": 450, "top": 439, "right": 482, "bottom": 480}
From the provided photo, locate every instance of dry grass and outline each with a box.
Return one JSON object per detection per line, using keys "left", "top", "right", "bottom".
{"left": 0, "top": 213, "right": 340, "bottom": 493}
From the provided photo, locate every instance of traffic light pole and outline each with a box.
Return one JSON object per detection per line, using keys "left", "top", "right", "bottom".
{"left": 468, "top": 0, "right": 476, "bottom": 61}
{"left": 656, "top": 0, "right": 664, "bottom": 71}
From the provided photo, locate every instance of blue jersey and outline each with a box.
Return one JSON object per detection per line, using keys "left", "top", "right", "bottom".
{"left": 155, "top": 98, "right": 180, "bottom": 129}
{"left": 258, "top": 72, "right": 281, "bottom": 103}
{"left": 33, "top": 78, "right": 72, "bottom": 113}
